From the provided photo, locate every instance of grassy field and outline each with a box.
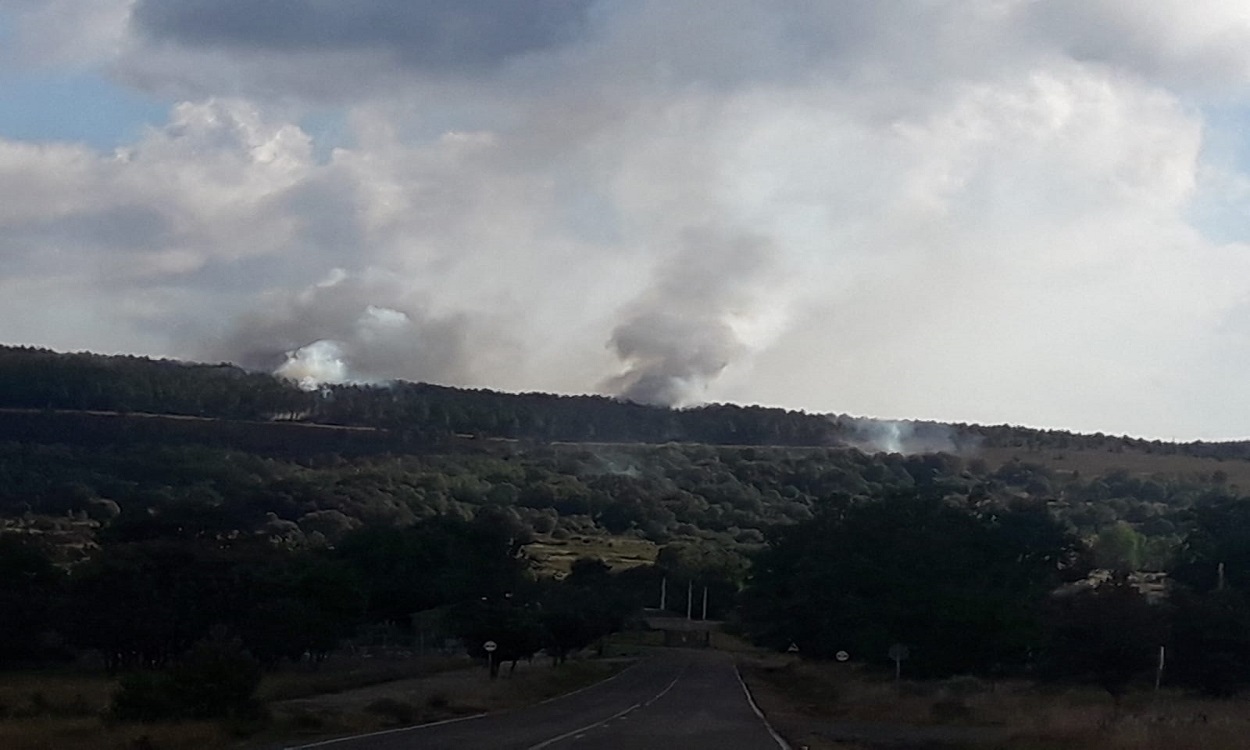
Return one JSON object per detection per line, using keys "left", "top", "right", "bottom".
{"left": 979, "top": 444, "right": 1250, "bottom": 488}
{"left": 524, "top": 534, "right": 658, "bottom": 575}
{"left": 740, "top": 655, "right": 1250, "bottom": 750}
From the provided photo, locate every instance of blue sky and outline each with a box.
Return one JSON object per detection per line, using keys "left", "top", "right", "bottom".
{"left": 0, "top": 70, "right": 167, "bottom": 149}
{"left": 2, "top": 1, "right": 1250, "bottom": 440}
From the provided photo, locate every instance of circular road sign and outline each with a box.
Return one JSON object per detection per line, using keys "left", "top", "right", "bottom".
{"left": 483, "top": 640, "right": 498, "bottom": 653}
{"left": 835, "top": 650, "right": 850, "bottom": 662}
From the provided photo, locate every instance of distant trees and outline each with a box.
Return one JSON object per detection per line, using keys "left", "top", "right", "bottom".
{"left": 0, "top": 534, "right": 63, "bottom": 667}
{"left": 1039, "top": 578, "right": 1167, "bottom": 698}
{"left": 19, "top": 344, "right": 1250, "bottom": 701}
{"left": 1167, "top": 587, "right": 1250, "bottom": 696}
{"left": 111, "top": 634, "right": 263, "bottom": 721}
{"left": 742, "top": 492, "right": 1079, "bottom": 677}
{"left": 0, "top": 345, "right": 310, "bottom": 419}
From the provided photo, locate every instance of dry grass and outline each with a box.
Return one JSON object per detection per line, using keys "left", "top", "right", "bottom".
{"left": 740, "top": 656, "right": 1250, "bottom": 750}
{"left": 0, "top": 654, "right": 626, "bottom": 750}
{"left": 271, "top": 656, "right": 629, "bottom": 744}
{"left": 0, "top": 717, "right": 233, "bottom": 750}
{"left": 524, "top": 534, "right": 658, "bottom": 575}
{"left": 257, "top": 654, "right": 468, "bottom": 702}
{"left": 0, "top": 669, "right": 261, "bottom": 750}
{"left": 0, "top": 671, "right": 114, "bottom": 720}
{"left": 979, "top": 445, "right": 1250, "bottom": 488}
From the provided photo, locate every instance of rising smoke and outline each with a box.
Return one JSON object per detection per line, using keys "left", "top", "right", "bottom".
{"left": 212, "top": 269, "right": 473, "bottom": 388}
{"left": 602, "top": 228, "right": 776, "bottom": 406}
{"left": 838, "top": 416, "right": 981, "bottom": 456}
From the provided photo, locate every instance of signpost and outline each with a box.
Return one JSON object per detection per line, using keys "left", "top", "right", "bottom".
{"left": 484, "top": 640, "right": 498, "bottom": 680}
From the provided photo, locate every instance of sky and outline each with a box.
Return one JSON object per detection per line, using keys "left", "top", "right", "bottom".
{"left": 2, "top": 1, "right": 1250, "bottom": 441}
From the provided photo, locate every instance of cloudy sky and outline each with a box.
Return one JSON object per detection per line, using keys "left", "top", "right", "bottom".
{"left": 2, "top": 1, "right": 1250, "bottom": 440}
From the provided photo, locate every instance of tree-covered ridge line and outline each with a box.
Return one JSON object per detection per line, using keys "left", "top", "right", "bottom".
{"left": 0, "top": 345, "right": 841, "bottom": 447}
{"left": 2, "top": 433, "right": 1243, "bottom": 577}
{"left": 5, "top": 344, "right": 1250, "bottom": 457}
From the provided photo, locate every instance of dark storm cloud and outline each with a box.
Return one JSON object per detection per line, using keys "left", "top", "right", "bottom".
{"left": 131, "top": 0, "right": 596, "bottom": 71}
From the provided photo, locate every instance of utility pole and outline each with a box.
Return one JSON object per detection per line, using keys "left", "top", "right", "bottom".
{"left": 660, "top": 576, "right": 667, "bottom": 610}
{"left": 686, "top": 580, "right": 693, "bottom": 620}
{"left": 701, "top": 586, "right": 708, "bottom": 620}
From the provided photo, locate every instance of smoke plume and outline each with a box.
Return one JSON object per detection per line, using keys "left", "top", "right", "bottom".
{"left": 839, "top": 416, "right": 981, "bottom": 457}
{"left": 212, "top": 270, "right": 472, "bottom": 387}
{"left": 603, "top": 228, "right": 776, "bottom": 406}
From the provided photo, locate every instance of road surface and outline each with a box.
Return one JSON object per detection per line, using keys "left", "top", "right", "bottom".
{"left": 290, "top": 650, "right": 790, "bottom": 750}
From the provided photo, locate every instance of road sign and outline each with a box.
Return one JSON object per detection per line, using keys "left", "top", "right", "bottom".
{"left": 786, "top": 642, "right": 800, "bottom": 653}
{"left": 483, "top": 640, "right": 498, "bottom": 653}
{"left": 835, "top": 650, "right": 850, "bottom": 662}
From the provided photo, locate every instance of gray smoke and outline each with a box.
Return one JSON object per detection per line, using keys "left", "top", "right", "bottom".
{"left": 603, "top": 228, "right": 772, "bottom": 406}
{"left": 210, "top": 270, "right": 472, "bottom": 387}
{"left": 838, "top": 416, "right": 981, "bottom": 457}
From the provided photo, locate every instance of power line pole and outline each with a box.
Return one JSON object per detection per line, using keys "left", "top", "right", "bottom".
{"left": 701, "top": 586, "right": 708, "bottom": 620}
{"left": 686, "top": 580, "right": 693, "bottom": 620}
{"left": 660, "top": 576, "right": 667, "bottom": 610}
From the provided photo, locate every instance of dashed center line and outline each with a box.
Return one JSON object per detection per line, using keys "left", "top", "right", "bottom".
{"left": 526, "top": 665, "right": 687, "bottom": 749}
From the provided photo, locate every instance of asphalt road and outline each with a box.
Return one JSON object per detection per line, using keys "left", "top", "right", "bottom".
{"left": 290, "top": 650, "right": 790, "bottom": 750}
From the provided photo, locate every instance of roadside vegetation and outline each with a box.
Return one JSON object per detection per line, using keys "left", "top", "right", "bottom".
{"left": 742, "top": 656, "right": 1250, "bottom": 749}
{"left": 7, "top": 346, "right": 1250, "bottom": 746}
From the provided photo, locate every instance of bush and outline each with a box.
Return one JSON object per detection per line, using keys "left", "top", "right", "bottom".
{"left": 169, "top": 637, "right": 263, "bottom": 720}
{"left": 426, "top": 692, "right": 449, "bottom": 709}
{"left": 365, "top": 698, "right": 416, "bottom": 725}
{"left": 111, "top": 672, "right": 180, "bottom": 722}
{"left": 111, "top": 636, "right": 263, "bottom": 722}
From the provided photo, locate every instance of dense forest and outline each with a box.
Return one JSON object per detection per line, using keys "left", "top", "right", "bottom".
{"left": 4, "top": 345, "right": 1249, "bottom": 458}
{"left": 6, "top": 344, "right": 1250, "bottom": 720}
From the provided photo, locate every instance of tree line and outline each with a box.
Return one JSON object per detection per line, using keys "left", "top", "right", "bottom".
{"left": 740, "top": 490, "right": 1250, "bottom": 697}
{"left": 0, "top": 513, "right": 678, "bottom": 719}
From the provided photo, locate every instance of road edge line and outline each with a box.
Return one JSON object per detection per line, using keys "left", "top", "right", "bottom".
{"left": 285, "top": 658, "right": 642, "bottom": 749}
{"left": 535, "top": 657, "right": 638, "bottom": 705}
{"left": 527, "top": 662, "right": 682, "bottom": 749}
{"left": 734, "top": 661, "right": 794, "bottom": 750}
{"left": 284, "top": 711, "right": 487, "bottom": 749}
{"left": 526, "top": 701, "right": 642, "bottom": 750}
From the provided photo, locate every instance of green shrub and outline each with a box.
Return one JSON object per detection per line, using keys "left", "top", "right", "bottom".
{"left": 112, "top": 672, "right": 179, "bottom": 722}
{"left": 426, "top": 692, "right": 449, "bottom": 709}
{"left": 111, "top": 636, "right": 263, "bottom": 722}
{"left": 365, "top": 698, "right": 416, "bottom": 725}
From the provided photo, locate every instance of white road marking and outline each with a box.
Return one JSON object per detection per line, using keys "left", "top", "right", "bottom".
{"left": 536, "top": 659, "right": 638, "bottom": 705}
{"left": 527, "top": 665, "right": 686, "bottom": 749}
{"left": 284, "top": 659, "right": 644, "bottom": 749}
{"left": 526, "top": 702, "right": 642, "bottom": 749}
{"left": 733, "top": 662, "right": 793, "bottom": 750}
{"left": 284, "top": 711, "right": 486, "bottom": 749}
